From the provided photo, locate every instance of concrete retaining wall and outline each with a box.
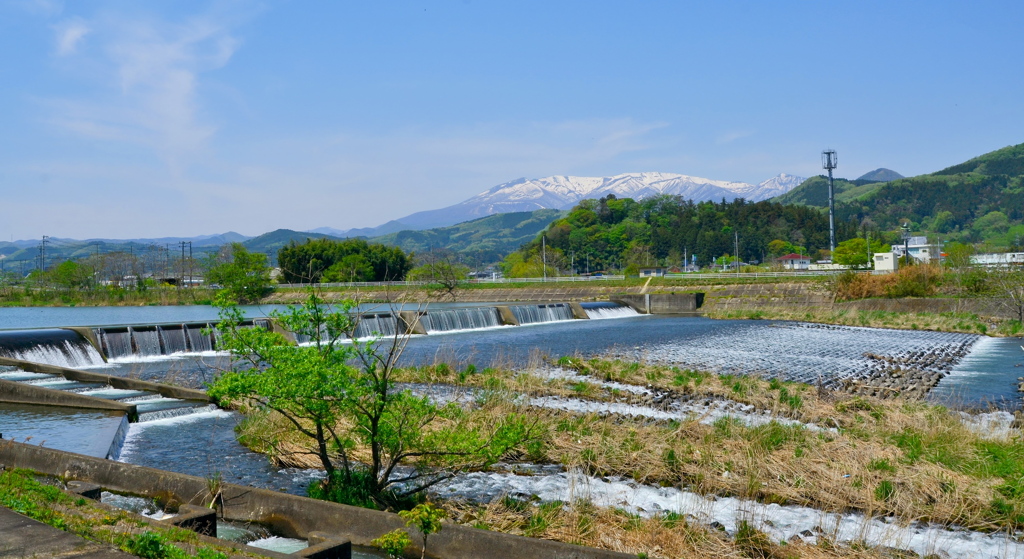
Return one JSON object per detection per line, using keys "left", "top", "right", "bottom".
{"left": 397, "top": 311, "right": 427, "bottom": 335}
{"left": 496, "top": 306, "right": 519, "bottom": 326}
{"left": 0, "top": 378, "right": 137, "bottom": 420}
{"left": 0, "top": 357, "right": 210, "bottom": 402}
{"left": 0, "top": 441, "right": 634, "bottom": 559}
{"left": 614, "top": 293, "right": 704, "bottom": 314}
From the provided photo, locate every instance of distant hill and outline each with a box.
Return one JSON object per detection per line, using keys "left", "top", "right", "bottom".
{"left": 857, "top": 168, "right": 904, "bottom": 182}
{"left": 0, "top": 232, "right": 252, "bottom": 272}
{"left": 780, "top": 142, "right": 1024, "bottom": 248}
{"left": 772, "top": 176, "right": 885, "bottom": 206}
{"left": 242, "top": 229, "right": 343, "bottom": 256}
{"left": 369, "top": 208, "right": 565, "bottom": 266}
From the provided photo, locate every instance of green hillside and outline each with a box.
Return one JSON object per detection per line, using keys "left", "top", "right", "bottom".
{"left": 370, "top": 208, "right": 564, "bottom": 266}
{"left": 242, "top": 229, "right": 342, "bottom": 256}
{"left": 934, "top": 143, "right": 1024, "bottom": 176}
{"left": 778, "top": 142, "right": 1024, "bottom": 248}
{"left": 773, "top": 176, "right": 885, "bottom": 206}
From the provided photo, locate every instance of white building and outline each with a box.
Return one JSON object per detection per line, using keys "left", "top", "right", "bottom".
{"left": 873, "top": 252, "right": 898, "bottom": 273}
{"left": 892, "top": 236, "right": 941, "bottom": 263}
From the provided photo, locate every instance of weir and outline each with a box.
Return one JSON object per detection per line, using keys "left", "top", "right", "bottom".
{"left": 421, "top": 307, "right": 503, "bottom": 332}
{"left": 509, "top": 303, "right": 575, "bottom": 324}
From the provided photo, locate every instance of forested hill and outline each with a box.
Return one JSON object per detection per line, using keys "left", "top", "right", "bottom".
{"left": 836, "top": 143, "right": 1024, "bottom": 247}
{"left": 772, "top": 142, "right": 1024, "bottom": 248}
{"left": 506, "top": 196, "right": 853, "bottom": 272}
{"left": 369, "top": 209, "right": 564, "bottom": 267}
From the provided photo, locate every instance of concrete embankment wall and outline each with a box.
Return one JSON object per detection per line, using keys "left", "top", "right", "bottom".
{"left": 0, "top": 441, "right": 635, "bottom": 559}
{"left": 0, "top": 378, "right": 137, "bottom": 419}
{"left": 0, "top": 357, "right": 210, "bottom": 403}
{"left": 614, "top": 293, "right": 704, "bottom": 314}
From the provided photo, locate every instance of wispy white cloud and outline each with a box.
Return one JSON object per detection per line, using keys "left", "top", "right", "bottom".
{"left": 53, "top": 18, "right": 88, "bottom": 55}
{"left": 44, "top": 10, "right": 242, "bottom": 171}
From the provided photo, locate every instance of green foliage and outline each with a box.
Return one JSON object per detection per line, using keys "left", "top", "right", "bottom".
{"left": 867, "top": 458, "right": 897, "bottom": 473}
{"left": 372, "top": 529, "right": 413, "bottom": 559}
{"left": 277, "top": 237, "right": 412, "bottom": 283}
{"left": 774, "top": 175, "right": 882, "bottom": 207}
{"left": 832, "top": 237, "right": 889, "bottom": 268}
{"left": 210, "top": 291, "right": 535, "bottom": 509}
{"left": 399, "top": 503, "right": 446, "bottom": 559}
{"left": 371, "top": 208, "right": 565, "bottom": 267}
{"left": 875, "top": 480, "right": 896, "bottom": 501}
{"left": 206, "top": 243, "right": 271, "bottom": 303}
{"left": 506, "top": 194, "right": 843, "bottom": 272}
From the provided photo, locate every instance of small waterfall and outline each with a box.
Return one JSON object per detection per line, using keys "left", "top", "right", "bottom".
{"left": 106, "top": 415, "right": 131, "bottom": 461}
{"left": 158, "top": 325, "right": 188, "bottom": 354}
{"left": 354, "top": 314, "right": 398, "bottom": 338}
{"left": 137, "top": 403, "right": 219, "bottom": 423}
{"left": 130, "top": 327, "right": 163, "bottom": 356}
{"left": 510, "top": 303, "right": 575, "bottom": 324}
{"left": 0, "top": 329, "right": 104, "bottom": 368}
{"left": 423, "top": 307, "right": 502, "bottom": 332}
{"left": 98, "top": 329, "right": 134, "bottom": 360}
{"left": 186, "top": 325, "right": 214, "bottom": 353}
{"left": 584, "top": 304, "right": 641, "bottom": 320}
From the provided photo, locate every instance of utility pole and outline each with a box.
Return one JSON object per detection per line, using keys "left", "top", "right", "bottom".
{"left": 822, "top": 149, "right": 838, "bottom": 256}
{"left": 542, "top": 235, "right": 547, "bottom": 281}
{"left": 38, "top": 235, "right": 49, "bottom": 272}
{"left": 178, "top": 241, "right": 191, "bottom": 287}
{"left": 734, "top": 230, "right": 739, "bottom": 274}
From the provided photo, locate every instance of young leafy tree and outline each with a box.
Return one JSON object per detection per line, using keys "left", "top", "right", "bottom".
{"left": 399, "top": 504, "right": 445, "bottom": 559}
{"left": 209, "top": 290, "right": 536, "bottom": 509}
{"left": 206, "top": 243, "right": 272, "bottom": 303}
{"left": 408, "top": 250, "right": 470, "bottom": 300}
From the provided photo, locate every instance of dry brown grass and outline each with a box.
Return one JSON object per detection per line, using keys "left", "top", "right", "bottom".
{"left": 442, "top": 498, "right": 897, "bottom": 559}
{"left": 230, "top": 358, "right": 1024, "bottom": 557}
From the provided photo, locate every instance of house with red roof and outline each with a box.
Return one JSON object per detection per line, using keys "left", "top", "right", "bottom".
{"left": 778, "top": 253, "right": 811, "bottom": 270}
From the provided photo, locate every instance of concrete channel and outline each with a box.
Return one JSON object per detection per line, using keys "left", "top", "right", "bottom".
{"left": 0, "top": 441, "right": 636, "bottom": 559}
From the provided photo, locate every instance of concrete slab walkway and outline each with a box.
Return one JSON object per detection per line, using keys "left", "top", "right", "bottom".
{"left": 0, "top": 505, "right": 133, "bottom": 559}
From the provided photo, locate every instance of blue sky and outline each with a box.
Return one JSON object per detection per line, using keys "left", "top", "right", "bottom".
{"left": 2, "top": 0, "right": 1022, "bottom": 239}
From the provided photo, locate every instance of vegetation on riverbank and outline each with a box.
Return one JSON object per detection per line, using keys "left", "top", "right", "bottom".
{"left": 706, "top": 307, "right": 1023, "bottom": 337}
{"left": 227, "top": 353, "right": 1024, "bottom": 558}
{"left": 0, "top": 467, "right": 266, "bottom": 559}
{"left": 0, "top": 286, "right": 215, "bottom": 307}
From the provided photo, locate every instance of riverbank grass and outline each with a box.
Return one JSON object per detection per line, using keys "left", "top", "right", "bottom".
{"left": 227, "top": 357, "right": 1024, "bottom": 558}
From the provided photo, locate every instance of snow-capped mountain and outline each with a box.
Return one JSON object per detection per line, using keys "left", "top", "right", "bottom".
{"left": 389, "top": 172, "right": 805, "bottom": 231}
{"left": 315, "top": 172, "right": 805, "bottom": 237}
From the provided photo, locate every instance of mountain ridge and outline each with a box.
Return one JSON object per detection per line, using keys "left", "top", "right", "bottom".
{"left": 313, "top": 171, "right": 805, "bottom": 237}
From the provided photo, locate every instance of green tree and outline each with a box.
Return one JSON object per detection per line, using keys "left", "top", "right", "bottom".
{"left": 49, "top": 260, "right": 94, "bottom": 291}
{"left": 208, "top": 291, "right": 536, "bottom": 509}
{"left": 408, "top": 251, "right": 470, "bottom": 300}
{"left": 399, "top": 504, "right": 445, "bottom": 559}
{"left": 323, "top": 254, "right": 374, "bottom": 283}
{"left": 833, "top": 238, "right": 889, "bottom": 268}
{"left": 278, "top": 238, "right": 412, "bottom": 283}
{"left": 206, "top": 243, "right": 272, "bottom": 304}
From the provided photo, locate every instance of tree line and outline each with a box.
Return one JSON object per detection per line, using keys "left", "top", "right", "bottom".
{"left": 503, "top": 194, "right": 857, "bottom": 275}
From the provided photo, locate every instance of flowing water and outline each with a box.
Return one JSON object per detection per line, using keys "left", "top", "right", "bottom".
{"left": 4, "top": 304, "right": 1024, "bottom": 558}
